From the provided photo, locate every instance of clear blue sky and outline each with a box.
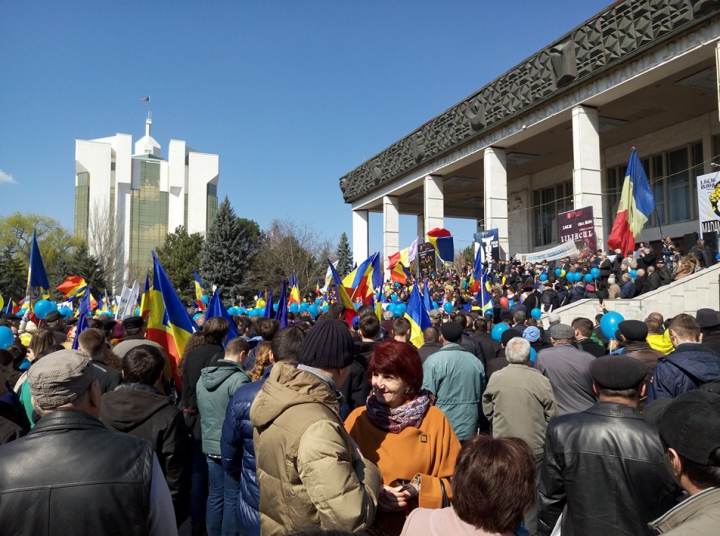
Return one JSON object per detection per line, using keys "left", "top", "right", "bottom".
{"left": 0, "top": 1, "right": 610, "bottom": 257}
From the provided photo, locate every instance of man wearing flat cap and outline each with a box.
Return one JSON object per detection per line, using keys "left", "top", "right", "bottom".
{"left": 0, "top": 349, "right": 177, "bottom": 536}
{"left": 647, "top": 314, "right": 720, "bottom": 402}
{"left": 534, "top": 323, "right": 596, "bottom": 415}
{"left": 648, "top": 390, "right": 720, "bottom": 534}
{"left": 250, "top": 319, "right": 381, "bottom": 535}
{"left": 615, "top": 319, "right": 664, "bottom": 375}
{"left": 43, "top": 309, "right": 68, "bottom": 345}
{"left": 538, "top": 355, "right": 681, "bottom": 536}
{"left": 422, "top": 320, "right": 486, "bottom": 441}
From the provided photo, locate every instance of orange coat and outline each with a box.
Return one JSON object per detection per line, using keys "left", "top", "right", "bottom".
{"left": 345, "top": 405, "right": 461, "bottom": 536}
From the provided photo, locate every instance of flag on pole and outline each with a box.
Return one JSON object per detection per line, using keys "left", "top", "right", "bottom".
{"left": 193, "top": 270, "right": 206, "bottom": 311}
{"left": 427, "top": 228, "right": 454, "bottom": 262}
{"left": 288, "top": 272, "right": 301, "bottom": 306}
{"left": 275, "top": 280, "right": 288, "bottom": 328}
{"left": 141, "top": 96, "right": 150, "bottom": 102}
{"left": 328, "top": 259, "right": 358, "bottom": 327}
{"left": 56, "top": 276, "right": 88, "bottom": 299}
{"left": 422, "top": 277, "right": 433, "bottom": 313}
{"left": 139, "top": 274, "right": 152, "bottom": 319}
{"left": 25, "top": 230, "right": 50, "bottom": 312}
{"left": 206, "top": 290, "right": 239, "bottom": 346}
{"left": 72, "top": 292, "right": 92, "bottom": 350}
{"left": 264, "top": 289, "right": 274, "bottom": 318}
{"left": 390, "top": 261, "right": 409, "bottom": 285}
{"left": 342, "top": 252, "right": 381, "bottom": 304}
{"left": 404, "top": 284, "right": 431, "bottom": 348}
{"left": 476, "top": 270, "right": 493, "bottom": 314}
{"left": 607, "top": 148, "right": 656, "bottom": 255}
{"left": 146, "top": 252, "right": 197, "bottom": 375}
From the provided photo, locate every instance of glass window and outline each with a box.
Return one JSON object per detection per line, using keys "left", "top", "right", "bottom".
{"left": 129, "top": 159, "right": 168, "bottom": 269}
{"left": 206, "top": 183, "right": 218, "bottom": 230}
{"left": 74, "top": 172, "right": 90, "bottom": 240}
{"left": 533, "top": 180, "right": 572, "bottom": 246}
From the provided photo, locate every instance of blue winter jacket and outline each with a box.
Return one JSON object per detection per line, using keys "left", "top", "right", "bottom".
{"left": 220, "top": 373, "right": 267, "bottom": 536}
{"left": 647, "top": 343, "right": 720, "bottom": 402}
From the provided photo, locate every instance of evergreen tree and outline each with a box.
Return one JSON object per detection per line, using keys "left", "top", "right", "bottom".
{"left": 335, "top": 232, "right": 353, "bottom": 277}
{"left": 156, "top": 226, "right": 204, "bottom": 305}
{"left": 199, "top": 197, "right": 260, "bottom": 302}
{"left": 0, "top": 243, "right": 27, "bottom": 303}
{"left": 66, "top": 242, "right": 108, "bottom": 298}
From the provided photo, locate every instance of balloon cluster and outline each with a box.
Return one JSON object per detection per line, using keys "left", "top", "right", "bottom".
{"left": 34, "top": 299, "right": 58, "bottom": 320}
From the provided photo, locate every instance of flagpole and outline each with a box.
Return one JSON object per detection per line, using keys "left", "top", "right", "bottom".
{"left": 653, "top": 207, "right": 665, "bottom": 242}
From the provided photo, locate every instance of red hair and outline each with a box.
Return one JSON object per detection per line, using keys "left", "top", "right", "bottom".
{"left": 367, "top": 340, "right": 423, "bottom": 399}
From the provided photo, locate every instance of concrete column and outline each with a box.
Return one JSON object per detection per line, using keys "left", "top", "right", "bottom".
{"left": 423, "top": 175, "right": 444, "bottom": 235}
{"left": 484, "top": 147, "right": 509, "bottom": 256}
{"left": 416, "top": 215, "right": 425, "bottom": 241}
{"left": 383, "top": 196, "right": 400, "bottom": 279}
{"left": 352, "top": 210, "right": 369, "bottom": 265}
{"left": 572, "top": 105, "right": 605, "bottom": 251}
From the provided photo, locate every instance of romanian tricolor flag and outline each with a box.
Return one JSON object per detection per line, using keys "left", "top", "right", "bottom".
{"left": 342, "top": 252, "right": 382, "bottom": 304}
{"left": 328, "top": 259, "right": 358, "bottom": 327}
{"left": 476, "top": 270, "right": 493, "bottom": 314}
{"left": 147, "top": 252, "right": 196, "bottom": 376}
{"left": 57, "top": 276, "right": 88, "bottom": 299}
{"left": 427, "top": 228, "right": 454, "bottom": 262}
{"left": 193, "top": 270, "right": 206, "bottom": 311}
{"left": 139, "top": 274, "right": 152, "bottom": 319}
{"left": 288, "top": 271, "right": 301, "bottom": 306}
{"left": 607, "top": 148, "right": 655, "bottom": 255}
{"left": 404, "top": 284, "right": 431, "bottom": 348}
{"left": 390, "top": 261, "right": 409, "bottom": 285}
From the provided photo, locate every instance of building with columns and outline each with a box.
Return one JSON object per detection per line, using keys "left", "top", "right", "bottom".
{"left": 340, "top": 0, "right": 720, "bottom": 266}
{"left": 74, "top": 118, "right": 219, "bottom": 285}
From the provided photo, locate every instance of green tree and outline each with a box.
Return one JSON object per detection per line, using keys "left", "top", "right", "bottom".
{"left": 459, "top": 244, "right": 475, "bottom": 266}
{"left": 199, "top": 197, "right": 260, "bottom": 302}
{"left": 156, "top": 226, "right": 204, "bottom": 305}
{"left": 65, "top": 242, "right": 108, "bottom": 298}
{"left": 335, "top": 232, "right": 353, "bottom": 278}
{"left": 0, "top": 243, "right": 27, "bottom": 303}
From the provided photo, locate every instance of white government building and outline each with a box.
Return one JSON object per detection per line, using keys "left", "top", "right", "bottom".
{"left": 74, "top": 118, "right": 219, "bottom": 283}
{"left": 340, "top": 0, "right": 720, "bottom": 265}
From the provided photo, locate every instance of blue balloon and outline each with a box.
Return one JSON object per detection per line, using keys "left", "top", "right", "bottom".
{"left": 432, "top": 301, "right": 439, "bottom": 310}
{"left": 227, "top": 307, "right": 237, "bottom": 315}
{"left": 393, "top": 308, "right": 402, "bottom": 318}
{"left": 193, "top": 313, "right": 203, "bottom": 322}
{"left": 716, "top": 254, "right": 720, "bottom": 261}
{"left": 531, "top": 308, "right": 542, "bottom": 320}
{"left": 584, "top": 273, "right": 593, "bottom": 283}
{"left": 629, "top": 269, "right": 638, "bottom": 279}
{"left": 396, "top": 303, "right": 407, "bottom": 314}
{"left": 201, "top": 295, "right": 209, "bottom": 305}
{"left": 539, "top": 273, "right": 548, "bottom": 282}
{"left": 321, "top": 304, "right": 329, "bottom": 313}
{"left": 387, "top": 303, "right": 397, "bottom": 314}
{"left": 555, "top": 268, "right": 562, "bottom": 277}
{"left": 391, "top": 294, "right": 399, "bottom": 303}
{"left": 289, "top": 303, "right": 299, "bottom": 313}
{"left": 34, "top": 299, "right": 54, "bottom": 320}
{"left": 0, "top": 326, "right": 13, "bottom": 350}
{"left": 394, "top": 282, "right": 400, "bottom": 288}
{"left": 135, "top": 307, "right": 141, "bottom": 316}
{"left": 492, "top": 323, "right": 510, "bottom": 343}
{"left": 443, "top": 302, "right": 453, "bottom": 313}
{"left": 308, "top": 304, "right": 319, "bottom": 318}
{"left": 272, "top": 303, "right": 278, "bottom": 312}
{"left": 59, "top": 307, "right": 73, "bottom": 319}
{"left": 600, "top": 311, "right": 625, "bottom": 340}
{"left": 529, "top": 347, "right": 537, "bottom": 362}
{"left": 591, "top": 267, "right": 600, "bottom": 279}
{"left": 299, "top": 302, "right": 308, "bottom": 311}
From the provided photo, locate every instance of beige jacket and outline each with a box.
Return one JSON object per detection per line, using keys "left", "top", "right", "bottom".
{"left": 482, "top": 363, "right": 557, "bottom": 454}
{"left": 649, "top": 487, "right": 720, "bottom": 535}
{"left": 250, "top": 362, "right": 381, "bottom": 535}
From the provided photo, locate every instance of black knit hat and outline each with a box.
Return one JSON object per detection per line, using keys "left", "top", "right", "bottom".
{"left": 298, "top": 319, "right": 354, "bottom": 369}
{"left": 441, "top": 322, "right": 464, "bottom": 343}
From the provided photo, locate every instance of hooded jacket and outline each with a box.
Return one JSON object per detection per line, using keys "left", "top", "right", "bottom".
{"left": 101, "top": 383, "right": 193, "bottom": 526}
{"left": 196, "top": 359, "right": 250, "bottom": 455}
{"left": 250, "top": 362, "right": 381, "bottom": 536}
{"left": 646, "top": 343, "right": 720, "bottom": 402}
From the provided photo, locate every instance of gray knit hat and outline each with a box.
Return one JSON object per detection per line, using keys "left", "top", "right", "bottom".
{"left": 298, "top": 319, "right": 354, "bottom": 369}
{"left": 28, "top": 349, "right": 97, "bottom": 409}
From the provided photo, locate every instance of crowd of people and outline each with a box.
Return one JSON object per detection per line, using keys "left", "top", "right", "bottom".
{"left": 1, "top": 238, "right": 720, "bottom": 536}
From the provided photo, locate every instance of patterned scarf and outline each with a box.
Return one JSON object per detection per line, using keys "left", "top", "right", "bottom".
{"left": 365, "top": 389, "right": 436, "bottom": 434}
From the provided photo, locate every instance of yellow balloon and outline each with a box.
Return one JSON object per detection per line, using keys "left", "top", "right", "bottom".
{"left": 560, "top": 269, "right": 566, "bottom": 277}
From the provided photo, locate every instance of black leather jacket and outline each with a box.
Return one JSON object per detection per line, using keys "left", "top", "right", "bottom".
{"left": 538, "top": 403, "right": 681, "bottom": 536}
{"left": 0, "top": 410, "right": 155, "bottom": 536}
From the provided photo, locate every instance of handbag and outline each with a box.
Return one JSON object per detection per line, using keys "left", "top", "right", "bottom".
{"left": 439, "top": 477, "right": 453, "bottom": 508}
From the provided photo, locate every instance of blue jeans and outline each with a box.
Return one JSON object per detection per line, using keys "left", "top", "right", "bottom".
{"left": 206, "top": 455, "right": 239, "bottom": 536}
{"left": 190, "top": 441, "right": 209, "bottom": 535}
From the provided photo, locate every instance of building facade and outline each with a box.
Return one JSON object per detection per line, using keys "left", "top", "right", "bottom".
{"left": 340, "top": 0, "right": 720, "bottom": 265}
{"left": 74, "top": 118, "right": 219, "bottom": 285}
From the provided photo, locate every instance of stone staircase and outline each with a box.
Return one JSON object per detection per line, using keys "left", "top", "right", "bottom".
{"left": 547, "top": 263, "right": 720, "bottom": 325}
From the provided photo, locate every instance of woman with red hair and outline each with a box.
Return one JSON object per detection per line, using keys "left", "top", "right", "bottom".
{"left": 345, "top": 340, "right": 461, "bottom": 536}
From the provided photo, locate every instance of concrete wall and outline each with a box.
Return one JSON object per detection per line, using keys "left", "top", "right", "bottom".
{"left": 543, "top": 263, "right": 720, "bottom": 327}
